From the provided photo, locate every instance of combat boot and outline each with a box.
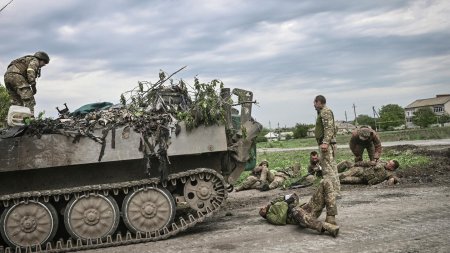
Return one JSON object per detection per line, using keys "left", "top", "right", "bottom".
{"left": 322, "top": 222, "right": 339, "bottom": 237}
{"left": 325, "top": 215, "right": 337, "bottom": 225}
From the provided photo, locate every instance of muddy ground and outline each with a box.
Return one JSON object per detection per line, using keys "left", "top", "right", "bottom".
{"left": 87, "top": 145, "right": 450, "bottom": 253}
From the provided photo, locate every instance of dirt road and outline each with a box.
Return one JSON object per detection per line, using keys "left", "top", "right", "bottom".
{"left": 84, "top": 145, "right": 450, "bottom": 253}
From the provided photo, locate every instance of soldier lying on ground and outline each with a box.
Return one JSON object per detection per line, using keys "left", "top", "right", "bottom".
{"left": 259, "top": 164, "right": 301, "bottom": 191}
{"left": 235, "top": 160, "right": 274, "bottom": 191}
{"left": 338, "top": 160, "right": 400, "bottom": 185}
{"left": 349, "top": 126, "right": 382, "bottom": 163}
{"left": 259, "top": 179, "right": 339, "bottom": 237}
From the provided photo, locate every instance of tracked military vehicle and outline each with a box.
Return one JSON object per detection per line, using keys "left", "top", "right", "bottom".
{"left": 0, "top": 77, "right": 261, "bottom": 252}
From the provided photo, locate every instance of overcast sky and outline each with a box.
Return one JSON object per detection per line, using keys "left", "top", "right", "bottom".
{"left": 1, "top": 0, "right": 449, "bottom": 127}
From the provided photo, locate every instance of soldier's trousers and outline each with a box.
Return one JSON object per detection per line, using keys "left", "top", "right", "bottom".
{"left": 269, "top": 175, "right": 287, "bottom": 189}
{"left": 337, "top": 160, "right": 354, "bottom": 173}
{"left": 291, "top": 179, "right": 337, "bottom": 231}
{"left": 319, "top": 144, "right": 340, "bottom": 195}
{"left": 351, "top": 143, "right": 375, "bottom": 162}
{"left": 239, "top": 168, "right": 274, "bottom": 190}
{"left": 4, "top": 73, "right": 36, "bottom": 114}
{"left": 339, "top": 167, "right": 364, "bottom": 184}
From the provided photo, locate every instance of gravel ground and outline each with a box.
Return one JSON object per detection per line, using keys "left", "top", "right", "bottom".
{"left": 84, "top": 145, "right": 450, "bottom": 253}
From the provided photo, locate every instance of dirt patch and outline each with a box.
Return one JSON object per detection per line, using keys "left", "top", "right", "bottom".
{"left": 395, "top": 146, "right": 450, "bottom": 186}
{"left": 377, "top": 192, "right": 413, "bottom": 198}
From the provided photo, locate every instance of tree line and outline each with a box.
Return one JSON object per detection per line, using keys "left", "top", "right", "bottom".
{"left": 255, "top": 104, "right": 450, "bottom": 143}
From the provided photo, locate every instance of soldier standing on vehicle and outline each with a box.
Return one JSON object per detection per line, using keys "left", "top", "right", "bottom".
{"left": 349, "top": 126, "right": 382, "bottom": 163}
{"left": 235, "top": 160, "right": 274, "bottom": 191}
{"left": 314, "top": 95, "right": 340, "bottom": 196}
{"left": 4, "top": 51, "right": 50, "bottom": 115}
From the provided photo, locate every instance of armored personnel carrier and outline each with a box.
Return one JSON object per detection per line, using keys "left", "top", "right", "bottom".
{"left": 0, "top": 77, "right": 261, "bottom": 252}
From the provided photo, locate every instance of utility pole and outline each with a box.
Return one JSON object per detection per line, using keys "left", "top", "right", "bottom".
{"left": 353, "top": 103, "right": 358, "bottom": 126}
{"left": 277, "top": 122, "right": 281, "bottom": 141}
{"left": 372, "top": 106, "right": 378, "bottom": 131}
{"left": 345, "top": 110, "right": 348, "bottom": 122}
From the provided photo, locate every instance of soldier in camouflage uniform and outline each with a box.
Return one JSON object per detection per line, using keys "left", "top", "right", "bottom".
{"left": 259, "top": 164, "right": 301, "bottom": 191}
{"left": 314, "top": 95, "right": 340, "bottom": 195}
{"left": 349, "top": 126, "right": 382, "bottom": 162}
{"left": 4, "top": 52, "right": 50, "bottom": 114}
{"left": 235, "top": 160, "right": 274, "bottom": 191}
{"left": 339, "top": 160, "right": 400, "bottom": 185}
{"left": 259, "top": 179, "right": 339, "bottom": 237}
{"left": 305, "top": 151, "right": 322, "bottom": 183}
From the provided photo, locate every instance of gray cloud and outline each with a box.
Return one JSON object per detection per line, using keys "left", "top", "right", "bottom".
{"left": 1, "top": 0, "right": 449, "bottom": 126}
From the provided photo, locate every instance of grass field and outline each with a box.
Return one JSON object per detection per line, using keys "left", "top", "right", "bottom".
{"left": 257, "top": 126, "right": 450, "bottom": 149}
{"left": 238, "top": 126, "right": 448, "bottom": 187}
{"left": 237, "top": 137, "right": 434, "bottom": 187}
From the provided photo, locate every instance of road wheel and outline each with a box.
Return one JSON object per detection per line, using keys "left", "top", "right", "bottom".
{"left": 184, "top": 174, "right": 220, "bottom": 212}
{"left": 0, "top": 201, "right": 58, "bottom": 248}
{"left": 64, "top": 194, "right": 119, "bottom": 241}
{"left": 122, "top": 187, "right": 176, "bottom": 234}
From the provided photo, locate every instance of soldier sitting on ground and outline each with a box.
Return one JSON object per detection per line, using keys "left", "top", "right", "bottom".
{"left": 338, "top": 160, "right": 400, "bottom": 185}
{"left": 349, "top": 126, "right": 382, "bottom": 163}
{"left": 290, "top": 151, "right": 322, "bottom": 188}
{"left": 259, "top": 178, "right": 339, "bottom": 237}
{"left": 235, "top": 160, "right": 274, "bottom": 192}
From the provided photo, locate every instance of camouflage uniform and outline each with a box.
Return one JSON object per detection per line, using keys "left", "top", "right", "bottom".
{"left": 315, "top": 105, "right": 340, "bottom": 195}
{"left": 305, "top": 160, "right": 322, "bottom": 183}
{"left": 290, "top": 179, "right": 339, "bottom": 236}
{"left": 337, "top": 160, "right": 354, "bottom": 173}
{"left": 268, "top": 165, "right": 300, "bottom": 190}
{"left": 339, "top": 161, "right": 396, "bottom": 185}
{"left": 4, "top": 55, "right": 42, "bottom": 114}
{"left": 235, "top": 165, "right": 274, "bottom": 191}
{"left": 349, "top": 127, "right": 382, "bottom": 162}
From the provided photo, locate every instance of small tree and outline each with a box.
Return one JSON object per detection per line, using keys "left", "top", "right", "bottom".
{"left": 293, "top": 123, "right": 311, "bottom": 138}
{"left": 412, "top": 107, "right": 436, "bottom": 128}
{"left": 437, "top": 113, "right": 450, "bottom": 125}
{"left": 0, "top": 83, "right": 11, "bottom": 127}
{"left": 379, "top": 104, "right": 405, "bottom": 130}
{"left": 354, "top": 114, "right": 376, "bottom": 129}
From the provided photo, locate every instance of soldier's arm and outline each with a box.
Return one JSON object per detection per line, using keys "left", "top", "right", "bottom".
{"left": 252, "top": 166, "right": 262, "bottom": 176}
{"left": 354, "top": 161, "right": 372, "bottom": 167}
{"left": 372, "top": 132, "right": 382, "bottom": 160}
{"left": 349, "top": 133, "right": 359, "bottom": 155}
{"left": 320, "top": 109, "right": 334, "bottom": 144}
{"left": 26, "top": 58, "right": 40, "bottom": 84}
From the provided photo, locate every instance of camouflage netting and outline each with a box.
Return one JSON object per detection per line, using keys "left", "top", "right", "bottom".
{"left": 19, "top": 68, "right": 232, "bottom": 181}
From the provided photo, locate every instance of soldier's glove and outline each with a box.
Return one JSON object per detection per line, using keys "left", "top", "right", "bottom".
{"left": 30, "top": 82, "right": 37, "bottom": 95}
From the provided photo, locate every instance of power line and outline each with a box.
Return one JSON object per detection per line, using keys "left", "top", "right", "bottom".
{"left": 0, "top": 0, "right": 14, "bottom": 14}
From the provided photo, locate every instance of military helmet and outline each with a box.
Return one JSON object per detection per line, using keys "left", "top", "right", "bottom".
{"left": 34, "top": 51, "right": 50, "bottom": 64}
{"left": 357, "top": 127, "right": 371, "bottom": 138}
{"left": 259, "top": 160, "right": 269, "bottom": 167}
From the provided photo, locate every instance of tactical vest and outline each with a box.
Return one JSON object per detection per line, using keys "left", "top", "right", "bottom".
{"left": 315, "top": 107, "right": 335, "bottom": 144}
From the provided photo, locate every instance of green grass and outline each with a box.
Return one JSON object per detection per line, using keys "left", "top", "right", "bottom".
{"left": 257, "top": 126, "right": 450, "bottom": 149}
{"left": 241, "top": 127, "right": 446, "bottom": 187}
{"left": 237, "top": 147, "right": 432, "bottom": 187}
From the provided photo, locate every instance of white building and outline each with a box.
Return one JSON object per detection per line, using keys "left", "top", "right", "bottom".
{"left": 405, "top": 94, "right": 450, "bottom": 128}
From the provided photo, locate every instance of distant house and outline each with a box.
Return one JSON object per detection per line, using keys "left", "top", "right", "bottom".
{"left": 405, "top": 94, "right": 450, "bottom": 128}
{"left": 279, "top": 131, "right": 294, "bottom": 140}
{"left": 335, "top": 121, "right": 356, "bottom": 135}
{"left": 264, "top": 132, "right": 279, "bottom": 142}
{"left": 307, "top": 121, "right": 356, "bottom": 137}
